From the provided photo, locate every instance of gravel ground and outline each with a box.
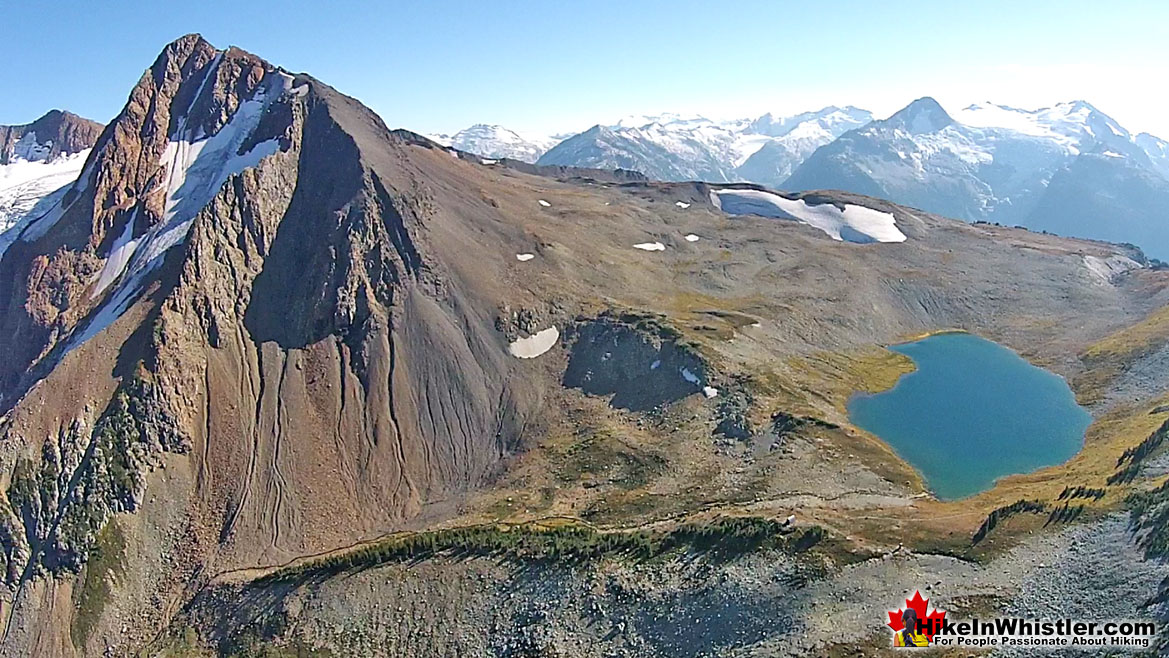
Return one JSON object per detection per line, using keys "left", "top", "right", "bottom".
{"left": 197, "top": 513, "right": 1166, "bottom": 657}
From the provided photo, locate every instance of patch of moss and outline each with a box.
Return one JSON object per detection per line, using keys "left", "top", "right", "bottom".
{"left": 71, "top": 519, "right": 127, "bottom": 649}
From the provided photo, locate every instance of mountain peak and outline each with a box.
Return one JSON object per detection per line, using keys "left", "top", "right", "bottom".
{"left": 886, "top": 97, "right": 953, "bottom": 134}
{"left": 0, "top": 108, "right": 103, "bottom": 165}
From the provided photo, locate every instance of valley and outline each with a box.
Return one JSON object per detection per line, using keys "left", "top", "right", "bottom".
{"left": 0, "top": 31, "right": 1167, "bottom": 658}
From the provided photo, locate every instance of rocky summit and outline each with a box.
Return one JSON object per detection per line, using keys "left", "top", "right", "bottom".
{"left": 1, "top": 33, "right": 1168, "bottom": 658}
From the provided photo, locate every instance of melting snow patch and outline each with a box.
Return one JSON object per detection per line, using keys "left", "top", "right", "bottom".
{"left": 633, "top": 242, "right": 666, "bottom": 251}
{"left": 675, "top": 201, "right": 691, "bottom": 209}
{"left": 515, "top": 253, "right": 535, "bottom": 262}
{"left": 1102, "top": 151, "right": 1124, "bottom": 159}
{"left": 508, "top": 326, "right": 559, "bottom": 359}
{"left": 481, "top": 158, "right": 498, "bottom": 165}
{"left": 680, "top": 367, "right": 719, "bottom": 398}
{"left": 684, "top": 234, "right": 700, "bottom": 242}
{"left": 712, "top": 189, "right": 906, "bottom": 244}
{"left": 538, "top": 199, "right": 551, "bottom": 207}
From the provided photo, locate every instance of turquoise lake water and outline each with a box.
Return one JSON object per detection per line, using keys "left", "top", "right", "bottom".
{"left": 847, "top": 333, "right": 1092, "bottom": 500}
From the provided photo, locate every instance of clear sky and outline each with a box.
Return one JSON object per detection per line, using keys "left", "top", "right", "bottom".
{"left": 3, "top": 0, "right": 1167, "bottom": 139}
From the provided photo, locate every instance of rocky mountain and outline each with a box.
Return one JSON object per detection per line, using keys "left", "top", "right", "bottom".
{"left": 0, "top": 110, "right": 103, "bottom": 234}
{"left": 427, "top": 123, "right": 560, "bottom": 163}
{"left": 3, "top": 34, "right": 1169, "bottom": 658}
{"left": 536, "top": 108, "right": 872, "bottom": 185}
{"left": 736, "top": 106, "right": 873, "bottom": 186}
{"left": 786, "top": 98, "right": 1169, "bottom": 259}
{"left": 1137, "top": 131, "right": 1169, "bottom": 180}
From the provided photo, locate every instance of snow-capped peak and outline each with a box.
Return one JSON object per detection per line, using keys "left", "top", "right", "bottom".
{"left": 952, "top": 100, "right": 1130, "bottom": 150}
{"left": 885, "top": 97, "right": 954, "bottom": 135}
{"left": 428, "top": 123, "right": 559, "bottom": 163}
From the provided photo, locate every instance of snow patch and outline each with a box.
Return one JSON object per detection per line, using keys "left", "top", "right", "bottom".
{"left": 633, "top": 242, "right": 666, "bottom": 251}
{"left": 712, "top": 189, "right": 906, "bottom": 243}
{"left": 650, "top": 359, "right": 661, "bottom": 370}
{"left": 684, "top": 234, "right": 700, "bottom": 242}
{"left": 90, "top": 210, "right": 141, "bottom": 299}
{"left": 68, "top": 62, "right": 287, "bottom": 353}
{"left": 537, "top": 199, "right": 551, "bottom": 207}
{"left": 675, "top": 201, "right": 691, "bottom": 209}
{"left": 515, "top": 253, "right": 535, "bottom": 262}
{"left": 481, "top": 158, "right": 497, "bottom": 165}
{"left": 679, "top": 367, "right": 719, "bottom": 398}
{"left": 508, "top": 326, "right": 559, "bottom": 359}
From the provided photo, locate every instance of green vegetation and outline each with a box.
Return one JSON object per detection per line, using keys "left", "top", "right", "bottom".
{"left": 1115, "top": 418, "right": 1169, "bottom": 470}
{"left": 1127, "top": 479, "right": 1169, "bottom": 559}
{"left": 555, "top": 427, "right": 667, "bottom": 489}
{"left": 1044, "top": 503, "right": 1086, "bottom": 526}
{"left": 71, "top": 520, "right": 127, "bottom": 649}
{"left": 260, "top": 517, "right": 825, "bottom": 583}
{"left": 971, "top": 500, "right": 1046, "bottom": 545}
{"left": 1057, "top": 485, "right": 1106, "bottom": 502}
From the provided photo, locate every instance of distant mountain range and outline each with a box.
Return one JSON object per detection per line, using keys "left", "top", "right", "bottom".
{"left": 427, "top": 124, "right": 564, "bottom": 164}
{"left": 438, "top": 99, "right": 1169, "bottom": 259}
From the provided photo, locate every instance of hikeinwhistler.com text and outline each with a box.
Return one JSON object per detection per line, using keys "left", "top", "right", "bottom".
{"left": 921, "top": 617, "right": 1157, "bottom": 649}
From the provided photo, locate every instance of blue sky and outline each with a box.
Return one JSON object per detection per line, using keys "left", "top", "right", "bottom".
{"left": 3, "top": 0, "right": 1168, "bottom": 138}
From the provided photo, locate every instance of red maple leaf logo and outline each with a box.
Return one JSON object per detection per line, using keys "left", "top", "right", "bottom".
{"left": 887, "top": 590, "right": 947, "bottom": 641}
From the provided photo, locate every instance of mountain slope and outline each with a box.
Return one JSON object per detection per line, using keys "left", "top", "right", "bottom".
{"left": 2, "top": 36, "right": 1168, "bottom": 658}
{"left": 0, "top": 110, "right": 103, "bottom": 234}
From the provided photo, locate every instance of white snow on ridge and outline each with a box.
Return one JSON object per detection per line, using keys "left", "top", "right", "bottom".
{"left": 953, "top": 101, "right": 1128, "bottom": 152}
{"left": 712, "top": 189, "right": 906, "bottom": 244}
{"left": 633, "top": 241, "right": 666, "bottom": 251}
{"left": 68, "top": 60, "right": 288, "bottom": 352}
{"left": 508, "top": 326, "right": 559, "bottom": 358}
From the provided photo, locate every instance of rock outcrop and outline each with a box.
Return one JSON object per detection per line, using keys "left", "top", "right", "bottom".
{"left": 0, "top": 110, "right": 102, "bottom": 165}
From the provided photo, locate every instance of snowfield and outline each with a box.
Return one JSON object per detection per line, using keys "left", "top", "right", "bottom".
{"left": 0, "top": 149, "right": 91, "bottom": 236}
{"left": 712, "top": 189, "right": 906, "bottom": 243}
{"left": 508, "top": 326, "right": 560, "bottom": 358}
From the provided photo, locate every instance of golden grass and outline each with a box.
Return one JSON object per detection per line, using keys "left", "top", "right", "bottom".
{"left": 1084, "top": 305, "right": 1169, "bottom": 361}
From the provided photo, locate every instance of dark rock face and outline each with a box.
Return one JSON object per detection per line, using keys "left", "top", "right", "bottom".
{"left": 563, "top": 312, "right": 710, "bottom": 412}
{"left": 0, "top": 110, "right": 103, "bottom": 164}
